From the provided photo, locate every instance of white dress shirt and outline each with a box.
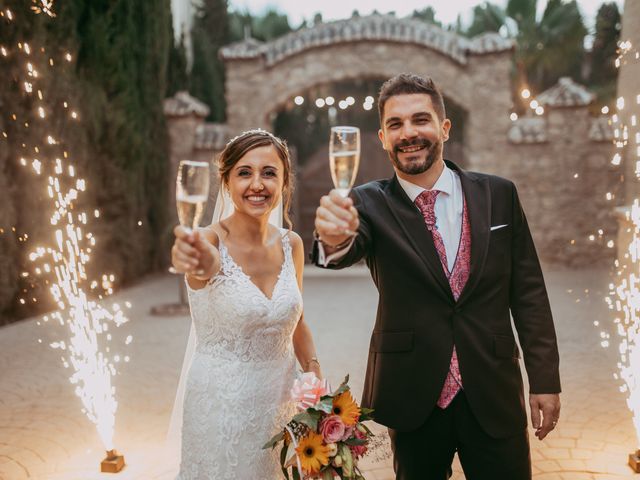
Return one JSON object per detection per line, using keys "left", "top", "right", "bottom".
{"left": 318, "top": 165, "right": 464, "bottom": 271}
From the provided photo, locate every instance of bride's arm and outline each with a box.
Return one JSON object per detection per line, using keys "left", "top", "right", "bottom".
{"left": 171, "top": 225, "right": 221, "bottom": 290}
{"left": 290, "top": 232, "right": 323, "bottom": 379}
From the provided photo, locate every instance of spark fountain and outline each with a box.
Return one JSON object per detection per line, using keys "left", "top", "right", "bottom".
{"left": 602, "top": 33, "right": 640, "bottom": 472}
{"left": 2, "top": 1, "right": 131, "bottom": 473}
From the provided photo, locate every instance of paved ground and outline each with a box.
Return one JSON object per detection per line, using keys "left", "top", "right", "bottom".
{"left": 1, "top": 264, "right": 639, "bottom": 479}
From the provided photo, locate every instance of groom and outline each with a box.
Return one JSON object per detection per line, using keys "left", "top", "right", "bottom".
{"left": 311, "top": 73, "right": 561, "bottom": 479}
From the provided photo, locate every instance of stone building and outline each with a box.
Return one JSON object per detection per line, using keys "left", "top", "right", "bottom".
{"left": 614, "top": 0, "right": 640, "bottom": 264}
{"left": 165, "top": 14, "right": 616, "bottom": 267}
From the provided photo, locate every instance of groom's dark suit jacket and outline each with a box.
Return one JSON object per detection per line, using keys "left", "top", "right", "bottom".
{"left": 312, "top": 160, "right": 560, "bottom": 439}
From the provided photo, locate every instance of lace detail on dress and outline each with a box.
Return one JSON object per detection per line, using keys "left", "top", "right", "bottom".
{"left": 178, "top": 229, "right": 301, "bottom": 479}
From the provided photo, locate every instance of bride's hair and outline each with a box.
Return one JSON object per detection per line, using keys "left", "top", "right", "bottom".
{"left": 217, "top": 129, "right": 293, "bottom": 230}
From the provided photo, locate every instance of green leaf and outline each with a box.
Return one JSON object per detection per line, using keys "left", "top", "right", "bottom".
{"left": 358, "top": 408, "right": 375, "bottom": 421}
{"left": 292, "top": 466, "right": 301, "bottom": 480}
{"left": 322, "top": 468, "right": 335, "bottom": 480}
{"left": 339, "top": 443, "right": 354, "bottom": 477}
{"left": 292, "top": 410, "right": 321, "bottom": 430}
{"left": 332, "top": 375, "right": 351, "bottom": 396}
{"left": 344, "top": 437, "right": 367, "bottom": 446}
{"left": 358, "top": 423, "right": 374, "bottom": 436}
{"left": 263, "top": 430, "right": 285, "bottom": 449}
{"left": 280, "top": 443, "right": 290, "bottom": 480}
{"left": 315, "top": 396, "right": 334, "bottom": 414}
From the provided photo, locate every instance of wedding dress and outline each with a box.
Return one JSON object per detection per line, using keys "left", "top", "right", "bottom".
{"left": 175, "top": 229, "right": 301, "bottom": 479}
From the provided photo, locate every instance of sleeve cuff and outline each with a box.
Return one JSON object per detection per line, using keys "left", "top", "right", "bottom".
{"left": 317, "top": 237, "right": 355, "bottom": 267}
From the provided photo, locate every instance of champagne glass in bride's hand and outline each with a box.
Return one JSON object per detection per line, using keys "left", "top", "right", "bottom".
{"left": 170, "top": 160, "right": 210, "bottom": 274}
{"left": 176, "top": 160, "right": 209, "bottom": 232}
{"left": 329, "top": 126, "right": 360, "bottom": 197}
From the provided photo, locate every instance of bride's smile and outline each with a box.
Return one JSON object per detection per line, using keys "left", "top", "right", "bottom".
{"left": 229, "top": 145, "right": 284, "bottom": 217}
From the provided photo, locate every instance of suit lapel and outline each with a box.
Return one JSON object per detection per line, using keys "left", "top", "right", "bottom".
{"left": 383, "top": 176, "right": 453, "bottom": 301}
{"left": 451, "top": 163, "right": 491, "bottom": 306}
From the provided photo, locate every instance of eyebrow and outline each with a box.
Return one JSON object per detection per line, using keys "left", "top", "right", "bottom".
{"left": 234, "top": 164, "right": 280, "bottom": 170}
{"left": 385, "top": 111, "right": 432, "bottom": 127}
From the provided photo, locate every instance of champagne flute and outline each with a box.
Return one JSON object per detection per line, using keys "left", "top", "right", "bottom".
{"left": 171, "top": 160, "right": 210, "bottom": 274}
{"left": 329, "top": 126, "right": 360, "bottom": 197}
{"left": 176, "top": 160, "right": 210, "bottom": 232}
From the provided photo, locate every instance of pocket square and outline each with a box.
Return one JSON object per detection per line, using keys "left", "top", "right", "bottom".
{"left": 490, "top": 224, "right": 508, "bottom": 231}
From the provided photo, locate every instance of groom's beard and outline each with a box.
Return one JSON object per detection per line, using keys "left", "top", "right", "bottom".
{"left": 388, "top": 137, "right": 443, "bottom": 175}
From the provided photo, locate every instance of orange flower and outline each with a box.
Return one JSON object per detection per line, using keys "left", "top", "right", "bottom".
{"left": 332, "top": 390, "right": 361, "bottom": 426}
{"left": 295, "top": 431, "right": 331, "bottom": 475}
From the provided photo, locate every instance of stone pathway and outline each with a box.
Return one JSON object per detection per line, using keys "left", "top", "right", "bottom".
{"left": 0, "top": 265, "right": 638, "bottom": 479}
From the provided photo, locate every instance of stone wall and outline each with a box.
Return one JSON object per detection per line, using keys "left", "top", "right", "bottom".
{"left": 165, "top": 15, "right": 617, "bottom": 267}
{"left": 614, "top": 0, "right": 640, "bottom": 266}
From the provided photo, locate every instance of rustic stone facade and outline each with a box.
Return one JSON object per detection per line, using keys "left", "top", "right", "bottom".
{"left": 614, "top": 0, "right": 640, "bottom": 264}
{"left": 166, "top": 14, "right": 617, "bottom": 267}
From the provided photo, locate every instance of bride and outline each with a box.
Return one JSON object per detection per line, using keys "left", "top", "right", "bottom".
{"left": 169, "top": 130, "right": 322, "bottom": 479}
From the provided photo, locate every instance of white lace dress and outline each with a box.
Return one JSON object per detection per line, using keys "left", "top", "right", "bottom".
{"left": 177, "top": 230, "right": 301, "bottom": 479}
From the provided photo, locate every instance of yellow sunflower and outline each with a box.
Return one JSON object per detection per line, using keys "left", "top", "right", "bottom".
{"left": 332, "top": 390, "right": 361, "bottom": 426}
{"left": 295, "top": 431, "right": 331, "bottom": 475}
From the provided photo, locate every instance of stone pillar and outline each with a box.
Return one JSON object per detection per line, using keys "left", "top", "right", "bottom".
{"left": 616, "top": 0, "right": 640, "bottom": 265}
{"left": 620, "top": 0, "right": 640, "bottom": 202}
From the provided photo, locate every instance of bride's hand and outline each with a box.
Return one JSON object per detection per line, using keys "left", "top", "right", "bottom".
{"left": 172, "top": 226, "right": 220, "bottom": 281}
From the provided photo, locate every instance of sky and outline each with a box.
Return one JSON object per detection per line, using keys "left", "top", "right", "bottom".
{"left": 228, "top": 0, "right": 624, "bottom": 31}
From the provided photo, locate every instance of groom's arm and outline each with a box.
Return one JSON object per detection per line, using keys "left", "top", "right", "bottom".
{"left": 311, "top": 188, "right": 372, "bottom": 269}
{"left": 507, "top": 182, "right": 561, "bottom": 439}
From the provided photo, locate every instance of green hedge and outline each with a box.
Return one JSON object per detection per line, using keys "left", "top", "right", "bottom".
{"left": 0, "top": 0, "right": 172, "bottom": 323}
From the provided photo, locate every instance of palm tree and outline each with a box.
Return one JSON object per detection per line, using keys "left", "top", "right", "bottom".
{"left": 510, "top": 0, "right": 587, "bottom": 93}
{"left": 464, "top": 0, "right": 587, "bottom": 109}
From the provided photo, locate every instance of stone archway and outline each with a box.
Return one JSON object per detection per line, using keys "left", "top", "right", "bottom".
{"left": 220, "top": 14, "right": 514, "bottom": 250}
{"left": 167, "top": 14, "right": 619, "bottom": 266}
{"left": 220, "top": 13, "right": 514, "bottom": 173}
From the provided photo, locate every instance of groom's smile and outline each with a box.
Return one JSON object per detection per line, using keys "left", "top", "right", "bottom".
{"left": 378, "top": 93, "right": 451, "bottom": 177}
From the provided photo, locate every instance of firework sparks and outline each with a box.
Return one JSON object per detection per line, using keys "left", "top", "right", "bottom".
{"left": 2, "top": 3, "right": 131, "bottom": 457}
{"left": 30, "top": 0, "right": 56, "bottom": 18}
{"left": 603, "top": 39, "right": 640, "bottom": 458}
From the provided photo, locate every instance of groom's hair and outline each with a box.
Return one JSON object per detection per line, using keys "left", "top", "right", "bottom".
{"left": 378, "top": 74, "right": 446, "bottom": 123}
{"left": 217, "top": 130, "right": 294, "bottom": 230}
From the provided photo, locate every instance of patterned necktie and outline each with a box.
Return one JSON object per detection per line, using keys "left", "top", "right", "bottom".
{"left": 415, "top": 189, "right": 471, "bottom": 408}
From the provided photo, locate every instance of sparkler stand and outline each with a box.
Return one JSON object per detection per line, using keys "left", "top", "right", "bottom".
{"left": 629, "top": 450, "right": 640, "bottom": 473}
{"left": 100, "top": 449, "right": 125, "bottom": 473}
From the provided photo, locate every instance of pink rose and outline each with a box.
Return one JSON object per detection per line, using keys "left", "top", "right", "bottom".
{"left": 349, "top": 428, "right": 368, "bottom": 459}
{"left": 290, "top": 372, "right": 330, "bottom": 411}
{"left": 341, "top": 425, "right": 355, "bottom": 442}
{"left": 319, "top": 415, "right": 346, "bottom": 444}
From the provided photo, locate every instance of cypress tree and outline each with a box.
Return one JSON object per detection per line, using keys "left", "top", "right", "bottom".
{"left": 589, "top": 2, "right": 621, "bottom": 102}
{"left": 0, "top": 0, "right": 173, "bottom": 322}
{"left": 189, "top": 0, "right": 229, "bottom": 122}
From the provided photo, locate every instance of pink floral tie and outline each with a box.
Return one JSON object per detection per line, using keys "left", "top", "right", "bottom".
{"left": 415, "top": 189, "right": 471, "bottom": 408}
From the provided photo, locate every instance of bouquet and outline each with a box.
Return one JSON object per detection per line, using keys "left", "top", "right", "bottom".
{"left": 263, "top": 373, "right": 375, "bottom": 480}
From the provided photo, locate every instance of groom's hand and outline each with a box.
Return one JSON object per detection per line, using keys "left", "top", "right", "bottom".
{"left": 315, "top": 190, "right": 359, "bottom": 249}
{"left": 529, "top": 393, "right": 560, "bottom": 440}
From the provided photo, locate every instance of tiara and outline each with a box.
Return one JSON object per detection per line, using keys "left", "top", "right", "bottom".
{"left": 226, "top": 128, "right": 285, "bottom": 147}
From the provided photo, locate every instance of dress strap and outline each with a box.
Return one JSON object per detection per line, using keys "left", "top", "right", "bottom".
{"left": 216, "top": 238, "right": 236, "bottom": 276}
{"left": 279, "top": 229, "right": 294, "bottom": 272}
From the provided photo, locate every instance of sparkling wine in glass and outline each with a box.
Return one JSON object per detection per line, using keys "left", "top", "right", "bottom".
{"left": 329, "top": 126, "right": 360, "bottom": 197}
{"left": 172, "top": 160, "right": 210, "bottom": 275}
{"left": 176, "top": 160, "right": 210, "bottom": 233}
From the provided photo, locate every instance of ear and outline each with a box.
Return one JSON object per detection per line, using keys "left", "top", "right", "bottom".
{"left": 378, "top": 128, "right": 385, "bottom": 147}
{"left": 441, "top": 118, "right": 452, "bottom": 142}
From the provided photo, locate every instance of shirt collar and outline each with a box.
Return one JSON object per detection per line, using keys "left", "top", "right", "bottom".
{"left": 396, "top": 164, "right": 455, "bottom": 203}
